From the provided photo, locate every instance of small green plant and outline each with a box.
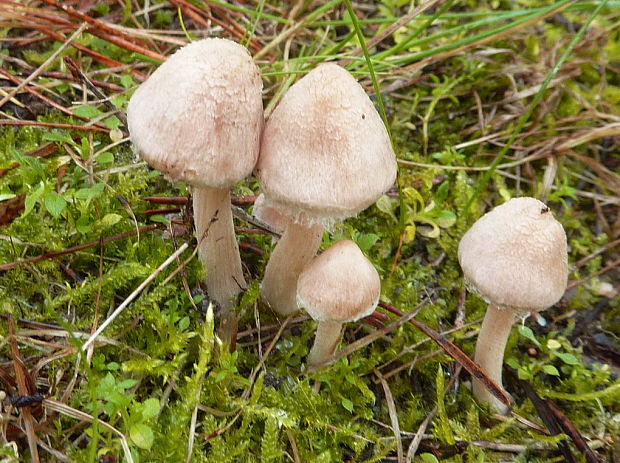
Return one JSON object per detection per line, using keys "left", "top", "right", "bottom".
{"left": 376, "top": 184, "right": 456, "bottom": 242}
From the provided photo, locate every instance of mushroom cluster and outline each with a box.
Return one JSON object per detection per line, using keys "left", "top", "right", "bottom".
{"left": 127, "top": 37, "right": 570, "bottom": 413}
{"left": 256, "top": 63, "right": 397, "bottom": 317}
{"left": 458, "top": 197, "right": 568, "bottom": 413}
{"left": 128, "top": 40, "right": 394, "bottom": 357}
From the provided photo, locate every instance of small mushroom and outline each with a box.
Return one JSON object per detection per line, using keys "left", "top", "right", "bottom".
{"left": 256, "top": 63, "right": 396, "bottom": 316}
{"left": 127, "top": 38, "right": 263, "bottom": 342}
{"left": 458, "top": 197, "right": 568, "bottom": 413}
{"left": 296, "top": 240, "right": 381, "bottom": 367}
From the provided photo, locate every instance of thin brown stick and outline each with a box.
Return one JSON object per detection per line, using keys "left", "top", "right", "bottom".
{"left": 34, "top": 26, "right": 146, "bottom": 80}
{"left": 571, "top": 238, "right": 620, "bottom": 270}
{"left": 0, "top": 119, "right": 109, "bottom": 133}
{"left": 169, "top": 0, "right": 263, "bottom": 53}
{"left": 63, "top": 56, "right": 128, "bottom": 129}
{"left": 0, "top": 224, "right": 162, "bottom": 271}
{"left": 546, "top": 400, "right": 601, "bottom": 463}
{"left": 7, "top": 315, "right": 40, "bottom": 463}
{"left": 40, "top": 0, "right": 166, "bottom": 62}
{"left": 566, "top": 258, "right": 620, "bottom": 291}
{"left": 306, "top": 304, "right": 424, "bottom": 373}
{"left": 378, "top": 301, "right": 512, "bottom": 409}
{"left": 0, "top": 68, "right": 100, "bottom": 123}
{"left": 0, "top": 23, "right": 87, "bottom": 108}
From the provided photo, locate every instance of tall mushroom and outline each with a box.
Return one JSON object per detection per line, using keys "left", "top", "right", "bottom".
{"left": 458, "top": 197, "right": 568, "bottom": 413}
{"left": 127, "top": 38, "right": 263, "bottom": 342}
{"left": 256, "top": 63, "right": 396, "bottom": 316}
{"left": 297, "top": 240, "right": 381, "bottom": 367}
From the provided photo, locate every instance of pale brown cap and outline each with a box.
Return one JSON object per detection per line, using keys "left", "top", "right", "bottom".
{"left": 256, "top": 63, "right": 397, "bottom": 226}
{"left": 297, "top": 240, "right": 381, "bottom": 322}
{"left": 127, "top": 38, "right": 263, "bottom": 189}
{"left": 458, "top": 197, "right": 568, "bottom": 314}
{"left": 253, "top": 193, "right": 288, "bottom": 234}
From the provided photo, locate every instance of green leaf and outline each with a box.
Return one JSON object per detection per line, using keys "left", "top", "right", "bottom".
{"left": 100, "top": 213, "right": 122, "bottom": 228}
{"left": 149, "top": 215, "right": 170, "bottom": 224}
{"left": 420, "top": 454, "right": 440, "bottom": 463}
{"left": 130, "top": 423, "right": 154, "bottom": 450}
{"left": 44, "top": 192, "right": 67, "bottom": 218}
{"left": 517, "top": 367, "right": 532, "bottom": 380}
{"left": 96, "top": 152, "right": 115, "bottom": 165}
{"left": 73, "top": 105, "right": 103, "bottom": 119}
{"left": 120, "top": 74, "right": 135, "bottom": 89}
{"left": 542, "top": 365, "right": 560, "bottom": 376}
{"left": 434, "top": 180, "right": 450, "bottom": 204}
{"left": 341, "top": 397, "right": 353, "bottom": 412}
{"left": 22, "top": 182, "right": 45, "bottom": 218}
{"left": 141, "top": 398, "right": 160, "bottom": 420}
{"left": 517, "top": 325, "right": 541, "bottom": 347}
{"left": 354, "top": 233, "right": 380, "bottom": 252}
{"left": 505, "top": 358, "right": 520, "bottom": 370}
{"left": 552, "top": 351, "right": 580, "bottom": 366}
{"left": 403, "top": 224, "right": 416, "bottom": 243}
{"left": 42, "top": 132, "right": 78, "bottom": 146}
{"left": 76, "top": 214, "right": 93, "bottom": 234}
{"left": 74, "top": 183, "right": 105, "bottom": 202}
{"left": 103, "top": 116, "right": 121, "bottom": 130}
{"left": 417, "top": 222, "right": 440, "bottom": 238}
{"left": 178, "top": 316, "right": 190, "bottom": 331}
{"left": 0, "top": 193, "right": 16, "bottom": 202}
{"left": 375, "top": 195, "right": 397, "bottom": 221}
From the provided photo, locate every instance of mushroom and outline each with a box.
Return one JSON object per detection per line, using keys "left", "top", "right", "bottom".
{"left": 256, "top": 63, "right": 396, "bottom": 316}
{"left": 127, "top": 38, "right": 263, "bottom": 342}
{"left": 458, "top": 197, "right": 568, "bottom": 413}
{"left": 253, "top": 193, "right": 288, "bottom": 242}
{"left": 296, "top": 240, "right": 381, "bottom": 367}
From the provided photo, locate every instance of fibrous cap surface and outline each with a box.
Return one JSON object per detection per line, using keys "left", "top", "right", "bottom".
{"left": 253, "top": 193, "right": 288, "bottom": 234}
{"left": 127, "top": 38, "right": 263, "bottom": 189}
{"left": 256, "top": 63, "right": 397, "bottom": 226}
{"left": 458, "top": 197, "right": 568, "bottom": 313}
{"left": 297, "top": 240, "right": 381, "bottom": 322}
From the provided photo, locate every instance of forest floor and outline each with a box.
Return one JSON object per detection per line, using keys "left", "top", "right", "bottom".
{"left": 0, "top": 0, "right": 619, "bottom": 462}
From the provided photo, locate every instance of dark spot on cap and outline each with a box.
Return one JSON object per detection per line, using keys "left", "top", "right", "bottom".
{"left": 361, "top": 114, "right": 365, "bottom": 119}
{"left": 541, "top": 206, "right": 550, "bottom": 214}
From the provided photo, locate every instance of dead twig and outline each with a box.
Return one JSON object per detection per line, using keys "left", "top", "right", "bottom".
{"left": 0, "top": 119, "right": 109, "bottom": 133}
{"left": 0, "top": 224, "right": 163, "bottom": 272}
{"left": 378, "top": 301, "right": 512, "bottom": 409}
{"left": 7, "top": 314, "right": 40, "bottom": 463}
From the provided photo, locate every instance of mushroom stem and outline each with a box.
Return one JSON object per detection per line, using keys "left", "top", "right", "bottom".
{"left": 193, "top": 187, "right": 246, "bottom": 342}
{"left": 307, "top": 320, "right": 343, "bottom": 367}
{"left": 260, "top": 221, "right": 323, "bottom": 316}
{"left": 472, "top": 304, "right": 516, "bottom": 414}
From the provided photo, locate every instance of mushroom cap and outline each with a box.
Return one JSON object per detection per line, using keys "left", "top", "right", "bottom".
{"left": 256, "top": 63, "right": 397, "bottom": 226}
{"left": 253, "top": 193, "right": 288, "bottom": 234}
{"left": 127, "top": 38, "right": 263, "bottom": 189}
{"left": 297, "top": 240, "right": 381, "bottom": 323}
{"left": 458, "top": 197, "right": 568, "bottom": 314}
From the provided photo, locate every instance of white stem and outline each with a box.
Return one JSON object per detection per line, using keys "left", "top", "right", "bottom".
{"left": 260, "top": 221, "right": 323, "bottom": 316}
{"left": 472, "top": 304, "right": 515, "bottom": 414}
{"left": 193, "top": 187, "right": 246, "bottom": 342}
{"left": 307, "top": 320, "right": 343, "bottom": 367}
